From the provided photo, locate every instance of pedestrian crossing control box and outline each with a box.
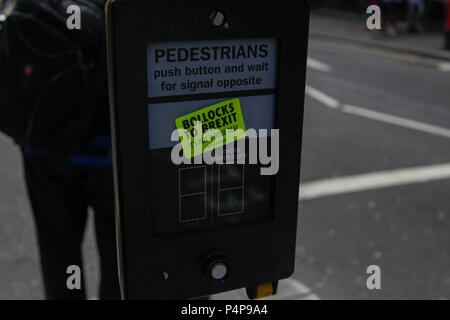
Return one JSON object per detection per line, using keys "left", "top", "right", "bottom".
{"left": 106, "top": 0, "right": 310, "bottom": 299}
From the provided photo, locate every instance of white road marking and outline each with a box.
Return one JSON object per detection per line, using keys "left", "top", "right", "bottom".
{"left": 305, "top": 85, "right": 340, "bottom": 109}
{"left": 311, "top": 38, "right": 449, "bottom": 72}
{"left": 307, "top": 57, "right": 333, "bottom": 73}
{"left": 299, "top": 162, "right": 450, "bottom": 201}
{"left": 342, "top": 104, "right": 450, "bottom": 139}
{"left": 212, "top": 278, "right": 321, "bottom": 300}
{"left": 306, "top": 86, "right": 450, "bottom": 139}
{"left": 261, "top": 278, "right": 320, "bottom": 300}
{"left": 284, "top": 279, "right": 321, "bottom": 300}
{"left": 438, "top": 62, "right": 450, "bottom": 72}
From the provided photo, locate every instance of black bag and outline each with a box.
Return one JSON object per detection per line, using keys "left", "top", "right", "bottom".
{"left": 0, "top": 0, "right": 106, "bottom": 159}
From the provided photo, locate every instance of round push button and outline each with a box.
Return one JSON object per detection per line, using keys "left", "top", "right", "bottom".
{"left": 211, "top": 262, "right": 228, "bottom": 281}
{"left": 203, "top": 254, "right": 230, "bottom": 284}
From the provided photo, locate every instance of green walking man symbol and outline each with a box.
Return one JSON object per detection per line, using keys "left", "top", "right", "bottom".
{"left": 223, "top": 192, "right": 242, "bottom": 213}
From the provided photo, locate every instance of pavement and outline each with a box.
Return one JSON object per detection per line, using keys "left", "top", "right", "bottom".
{"left": 1, "top": 13, "right": 450, "bottom": 300}
{"left": 310, "top": 12, "right": 450, "bottom": 61}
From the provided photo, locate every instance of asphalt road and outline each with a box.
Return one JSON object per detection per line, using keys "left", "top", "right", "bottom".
{"left": 218, "top": 37, "right": 450, "bottom": 300}
{"left": 1, "top": 36, "right": 449, "bottom": 299}
{"left": 294, "top": 38, "right": 450, "bottom": 300}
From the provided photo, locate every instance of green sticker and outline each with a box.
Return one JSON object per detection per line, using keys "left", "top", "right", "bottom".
{"left": 175, "top": 98, "right": 246, "bottom": 158}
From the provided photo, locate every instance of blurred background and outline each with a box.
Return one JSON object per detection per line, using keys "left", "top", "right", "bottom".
{"left": 1, "top": 0, "right": 450, "bottom": 299}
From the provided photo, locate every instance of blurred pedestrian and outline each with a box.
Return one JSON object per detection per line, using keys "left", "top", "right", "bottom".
{"left": 0, "top": 0, "right": 120, "bottom": 299}
{"left": 445, "top": 0, "right": 450, "bottom": 49}
{"left": 381, "top": 0, "right": 404, "bottom": 36}
{"left": 406, "top": 0, "right": 425, "bottom": 33}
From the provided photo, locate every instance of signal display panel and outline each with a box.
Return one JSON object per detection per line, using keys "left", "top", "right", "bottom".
{"left": 147, "top": 39, "right": 278, "bottom": 236}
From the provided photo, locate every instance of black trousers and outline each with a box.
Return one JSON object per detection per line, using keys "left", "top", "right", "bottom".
{"left": 22, "top": 153, "right": 121, "bottom": 300}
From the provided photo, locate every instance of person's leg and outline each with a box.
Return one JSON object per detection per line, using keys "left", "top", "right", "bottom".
{"left": 82, "top": 166, "right": 121, "bottom": 300}
{"left": 407, "top": 0, "right": 419, "bottom": 32}
{"left": 22, "top": 153, "right": 88, "bottom": 299}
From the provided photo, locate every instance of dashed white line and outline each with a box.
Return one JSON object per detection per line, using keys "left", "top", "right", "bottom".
{"left": 311, "top": 38, "right": 449, "bottom": 72}
{"left": 284, "top": 279, "right": 320, "bottom": 300}
{"left": 212, "top": 278, "right": 321, "bottom": 300}
{"left": 305, "top": 85, "right": 340, "bottom": 109}
{"left": 307, "top": 57, "right": 333, "bottom": 73}
{"left": 438, "top": 62, "right": 450, "bottom": 72}
{"left": 260, "top": 279, "right": 320, "bottom": 300}
{"left": 303, "top": 86, "right": 450, "bottom": 200}
{"left": 299, "top": 162, "right": 450, "bottom": 201}
{"left": 342, "top": 104, "right": 450, "bottom": 139}
{"left": 306, "top": 85, "right": 450, "bottom": 139}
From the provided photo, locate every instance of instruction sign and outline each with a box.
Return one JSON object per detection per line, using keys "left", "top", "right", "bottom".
{"left": 147, "top": 38, "right": 278, "bottom": 97}
{"left": 145, "top": 38, "right": 279, "bottom": 235}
